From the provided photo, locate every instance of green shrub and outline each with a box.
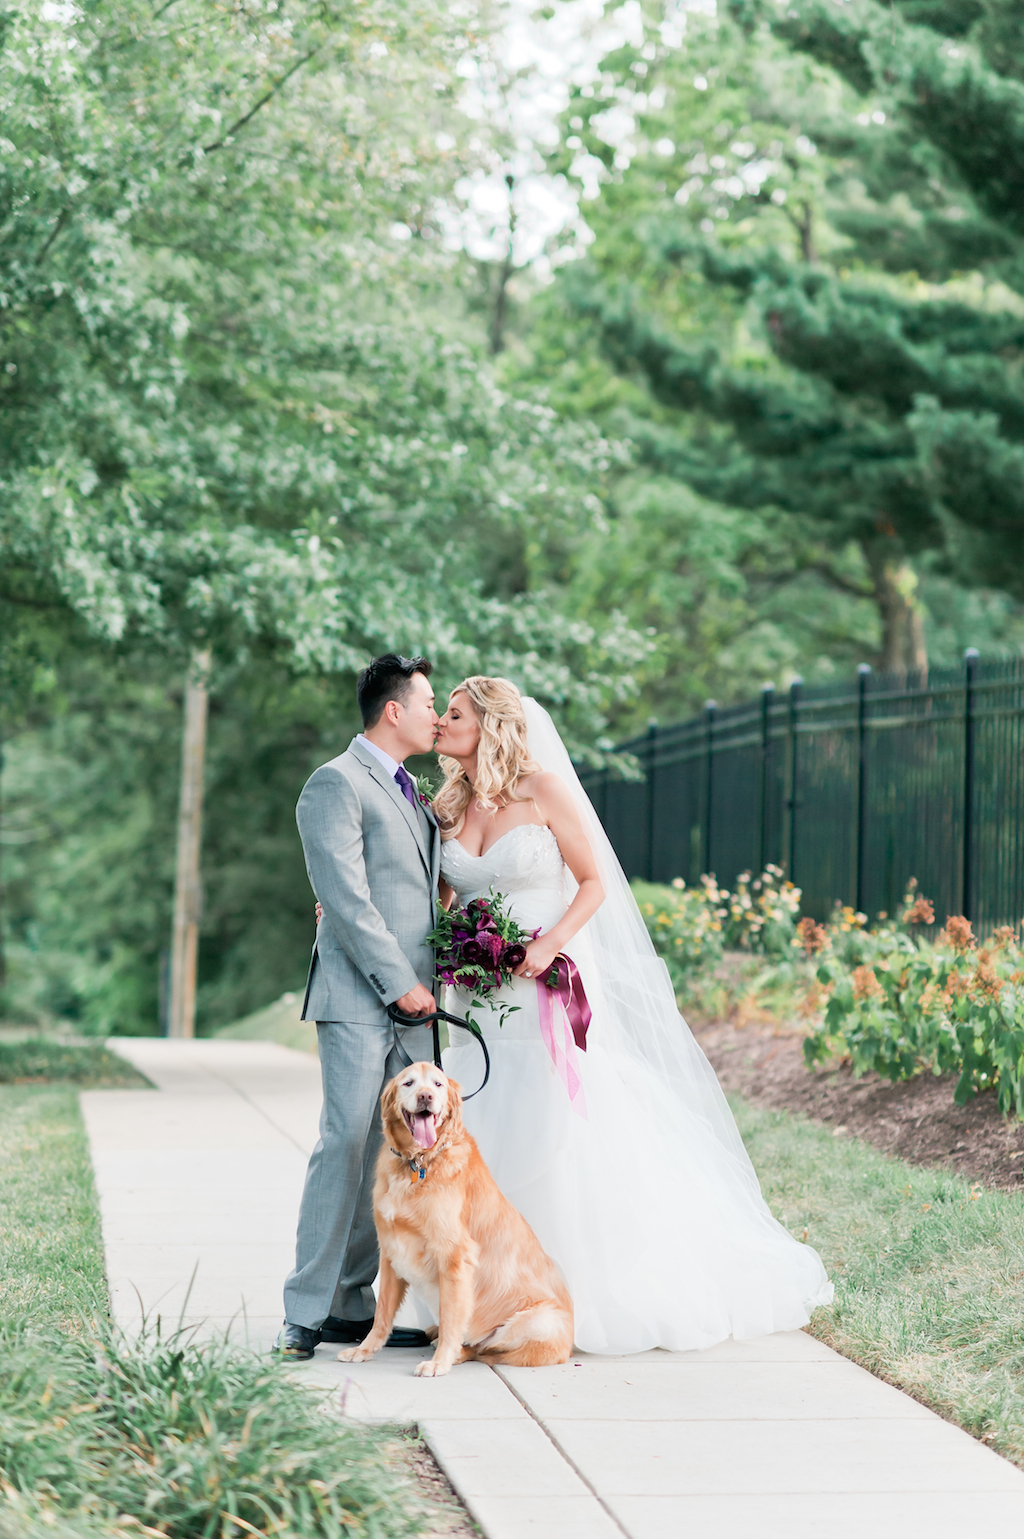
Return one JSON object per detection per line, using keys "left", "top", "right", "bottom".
{"left": 716, "top": 865, "right": 802, "bottom": 956}
{"left": 806, "top": 912, "right": 1024, "bottom": 1115}
{"left": 0, "top": 1321, "right": 426, "bottom": 1539}
{"left": 0, "top": 1039, "right": 148, "bottom": 1087}
{"left": 637, "top": 871, "right": 1024, "bottom": 1117}
{"left": 633, "top": 877, "right": 725, "bottom": 986}
{"left": 633, "top": 866, "right": 802, "bottom": 985}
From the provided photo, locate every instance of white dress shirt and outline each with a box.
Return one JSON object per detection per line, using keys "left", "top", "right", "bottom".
{"left": 356, "top": 733, "right": 403, "bottom": 779}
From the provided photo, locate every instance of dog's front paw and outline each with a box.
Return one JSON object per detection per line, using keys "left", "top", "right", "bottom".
{"left": 413, "top": 1356, "right": 451, "bottom": 1377}
{"left": 336, "top": 1344, "right": 376, "bottom": 1363}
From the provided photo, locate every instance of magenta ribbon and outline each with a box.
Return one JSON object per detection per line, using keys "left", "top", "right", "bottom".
{"left": 536, "top": 954, "right": 591, "bottom": 1119}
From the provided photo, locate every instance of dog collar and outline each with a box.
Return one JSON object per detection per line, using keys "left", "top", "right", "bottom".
{"left": 391, "top": 1147, "right": 427, "bottom": 1180}
{"left": 389, "top": 1139, "right": 451, "bottom": 1180}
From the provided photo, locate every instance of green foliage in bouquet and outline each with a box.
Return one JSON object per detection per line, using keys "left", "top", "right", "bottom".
{"left": 426, "top": 891, "right": 532, "bottom": 1029}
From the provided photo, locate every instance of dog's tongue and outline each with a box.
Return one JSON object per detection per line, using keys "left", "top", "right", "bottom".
{"left": 411, "top": 1112, "right": 437, "bottom": 1149}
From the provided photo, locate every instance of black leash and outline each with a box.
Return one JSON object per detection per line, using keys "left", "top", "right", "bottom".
{"left": 386, "top": 1001, "right": 491, "bottom": 1100}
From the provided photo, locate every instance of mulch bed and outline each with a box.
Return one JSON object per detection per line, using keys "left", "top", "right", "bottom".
{"left": 698, "top": 1020, "right": 1024, "bottom": 1193}
{"left": 386, "top": 1434, "right": 479, "bottom": 1537}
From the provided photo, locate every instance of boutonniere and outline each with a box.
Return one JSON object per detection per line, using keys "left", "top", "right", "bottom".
{"left": 413, "top": 774, "right": 436, "bottom": 811}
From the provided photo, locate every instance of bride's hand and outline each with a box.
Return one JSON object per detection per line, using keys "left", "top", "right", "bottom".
{"left": 514, "top": 936, "right": 560, "bottom": 981}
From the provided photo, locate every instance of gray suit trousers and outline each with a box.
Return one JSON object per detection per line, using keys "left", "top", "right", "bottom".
{"left": 283, "top": 1017, "right": 431, "bottom": 1328}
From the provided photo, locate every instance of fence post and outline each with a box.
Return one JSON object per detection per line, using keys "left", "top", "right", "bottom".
{"left": 759, "top": 684, "right": 774, "bottom": 874}
{"left": 645, "top": 719, "right": 658, "bottom": 881}
{"left": 855, "top": 664, "right": 871, "bottom": 914}
{"left": 787, "top": 678, "right": 802, "bottom": 883}
{"left": 703, "top": 702, "right": 717, "bottom": 875}
{"left": 962, "top": 648, "right": 979, "bottom": 921}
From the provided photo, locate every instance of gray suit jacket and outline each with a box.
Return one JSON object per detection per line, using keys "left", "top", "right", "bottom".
{"left": 297, "top": 739, "right": 440, "bottom": 1024}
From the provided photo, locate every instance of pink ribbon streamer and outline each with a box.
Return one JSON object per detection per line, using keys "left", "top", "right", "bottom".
{"left": 536, "top": 955, "right": 591, "bottom": 1119}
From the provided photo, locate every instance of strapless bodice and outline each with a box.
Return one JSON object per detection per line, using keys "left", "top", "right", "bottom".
{"left": 440, "top": 822, "right": 566, "bottom": 934}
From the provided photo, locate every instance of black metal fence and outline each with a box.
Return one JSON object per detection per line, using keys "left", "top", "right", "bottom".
{"left": 579, "top": 652, "right": 1024, "bottom": 928}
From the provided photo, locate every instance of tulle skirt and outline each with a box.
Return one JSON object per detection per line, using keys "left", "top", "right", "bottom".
{"left": 443, "top": 974, "right": 832, "bottom": 1356}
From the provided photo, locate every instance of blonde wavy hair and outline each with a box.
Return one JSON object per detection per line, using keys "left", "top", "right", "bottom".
{"left": 434, "top": 676, "right": 542, "bottom": 840}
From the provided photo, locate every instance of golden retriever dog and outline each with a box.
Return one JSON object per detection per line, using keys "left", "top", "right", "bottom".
{"left": 337, "top": 1062, "right": 574, "bottom": 1377}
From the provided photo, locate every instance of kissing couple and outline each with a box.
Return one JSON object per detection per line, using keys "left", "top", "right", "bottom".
{"left": 276, "top": 654, "right": 831, "bottom": 1360}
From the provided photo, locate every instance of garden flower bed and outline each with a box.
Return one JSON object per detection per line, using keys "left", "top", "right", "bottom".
{"left": 634, "top": 870, "right": 1024, "bottom": 1119}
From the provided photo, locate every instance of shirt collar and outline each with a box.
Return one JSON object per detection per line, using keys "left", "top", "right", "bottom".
{"left": 356, "top": 733, "right": 403, "bottom": 781}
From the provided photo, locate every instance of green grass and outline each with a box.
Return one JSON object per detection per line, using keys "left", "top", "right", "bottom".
{"left": 737, "top": 1095, "right": 1024, "bottom": 1467}
{"left": 0, "top": 1069, "right": 450, "bottom": 1538}
{"left": 0, "top": 1086, "right": 108, "bottom": 1330}
{"left": 0, "top": 1038, "right": 151, "bottom": 1086}
{"left": 0, "top": 1321, "right": 430, "bottom": 1539}
{"left": 212, "top": 992, "right": 317, "bottom": 1054}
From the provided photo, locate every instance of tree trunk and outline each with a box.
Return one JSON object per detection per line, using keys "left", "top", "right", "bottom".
{"left": 168, "top": 650, "right": 210, "bottom": 1038}
{"left": 0, "top": 722, "right": 5, "bottom": 992}
{"left": 863, "top": 543, "right": 928, "bottom": 676}
{"left": 488, "top": 173, "right": 517, "bottom": 356}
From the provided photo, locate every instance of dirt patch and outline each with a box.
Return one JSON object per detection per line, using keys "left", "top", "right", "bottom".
{"left": 385, "top": 1432, "right": 480, "bottom": 1537}
{"left": 698, "top": 1020, "right": 1024, "bottom": 1193}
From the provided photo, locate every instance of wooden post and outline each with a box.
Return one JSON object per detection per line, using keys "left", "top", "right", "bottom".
{"left": 0, "top": 718, "right": 5, "bottom": 991}
{"left": 168, "top": 649, "right": 211, "bottom": 1038}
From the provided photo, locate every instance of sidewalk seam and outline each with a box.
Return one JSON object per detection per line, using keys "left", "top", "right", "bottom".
{"left": 491, "top": 1367, "right": 633, "bottom": 1538}
{"left": 183, "top": 1045, "right": 312, "bottom": 1154}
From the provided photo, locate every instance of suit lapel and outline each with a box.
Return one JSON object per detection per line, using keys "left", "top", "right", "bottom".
{"left": 348, "top": 741, "right": 432, "bottom": 877}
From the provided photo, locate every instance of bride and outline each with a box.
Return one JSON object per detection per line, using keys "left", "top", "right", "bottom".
{"left": 432, "top": 675, "right": 832, "bottom": 1356}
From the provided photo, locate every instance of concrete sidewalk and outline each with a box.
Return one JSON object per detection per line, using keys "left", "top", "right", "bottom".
{"left": 83, "top": 1037, "right": 1024, "bottom": 1539}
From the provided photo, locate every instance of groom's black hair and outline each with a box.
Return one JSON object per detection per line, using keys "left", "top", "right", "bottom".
{"left": 357, "top": 654, "right": 433, "bottom": 728}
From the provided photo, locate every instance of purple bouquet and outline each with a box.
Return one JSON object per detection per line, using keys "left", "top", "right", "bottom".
{"left": 427, "top": 890, "right": 535, "bottom": 1027}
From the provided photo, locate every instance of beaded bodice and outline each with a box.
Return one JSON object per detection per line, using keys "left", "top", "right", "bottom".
{"left": 440, "top": 823, "right": 566, "bottom": 932}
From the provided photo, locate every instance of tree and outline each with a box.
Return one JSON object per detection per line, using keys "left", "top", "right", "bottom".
{"left": 534, "top": 0, "right": 1024, "bottom": 674}
{"left": 0, "top": 0, "right": 645, "bottom": 1032}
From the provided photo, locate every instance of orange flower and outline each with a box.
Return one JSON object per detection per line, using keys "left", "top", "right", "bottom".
{"left": 798, "top": 981, "right": 832, "bottom": 1019}
{"left": 972, "top": 959, "right": 1003, "bottom": 1000}
{"left": 797, "top": 916, "right": 828, "bottom": 955}
{"left": 903, "top": 896, "right": 935, "bottom": 926}
{"left": 940, "top": 915, "right": 975, "bottom": 952}
{"left": 852, "top": 965, "right": 884, "bottom": 1002}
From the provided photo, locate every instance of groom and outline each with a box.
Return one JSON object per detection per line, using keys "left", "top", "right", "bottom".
{"left": 276, "top": 654, "right": 441, "bottom": 1359}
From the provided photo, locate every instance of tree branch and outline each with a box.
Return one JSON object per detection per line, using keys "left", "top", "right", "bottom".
{"left": 811, "top": 560, "right": 874, "bottom": 599}
{"left": 0, "top": 589, "right": 66, "bottom": 612}
{"left": 202, "top": 48, "right": 321, "bottom": 153}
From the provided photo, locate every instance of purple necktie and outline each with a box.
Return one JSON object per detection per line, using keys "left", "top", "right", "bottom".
{"left": 394, "top": 764, "right": 418, "bottom": 810}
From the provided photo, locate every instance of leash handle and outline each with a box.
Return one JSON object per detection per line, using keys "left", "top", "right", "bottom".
{"left": 386, "top": 1002, "right": 491, "bottom": 1100}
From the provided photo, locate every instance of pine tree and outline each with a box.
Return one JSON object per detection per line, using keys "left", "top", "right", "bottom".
{"left": 549, "top": 0, "right": 1024, "bottom": 672}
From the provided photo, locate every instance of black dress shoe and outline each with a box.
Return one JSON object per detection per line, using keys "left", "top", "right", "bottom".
{"left": 273, "top": 1321, "right": 321, "bottom": 1359}
{"left": 320, "top": 1316, "right": 430, "bottom": 1349}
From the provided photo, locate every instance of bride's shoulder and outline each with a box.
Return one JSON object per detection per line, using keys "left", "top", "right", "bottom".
{"left": 517, "top": 770, "right": 573, "bottom": 810}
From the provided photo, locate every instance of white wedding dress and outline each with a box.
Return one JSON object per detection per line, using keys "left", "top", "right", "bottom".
{"left": 440, "top": 768, "right": 832, "bottom": 1355}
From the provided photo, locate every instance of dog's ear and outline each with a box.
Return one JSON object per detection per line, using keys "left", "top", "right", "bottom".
{"left": 380, "top": 1076, "right": 401, "bottom": 1136}
{"left": 443, "top": 1072, "right": 464, "bottom": 1133}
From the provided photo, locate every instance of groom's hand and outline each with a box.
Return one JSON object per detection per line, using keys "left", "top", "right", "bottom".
{"left": 393, "top": 983, "right": 436, "bottom": 1017}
